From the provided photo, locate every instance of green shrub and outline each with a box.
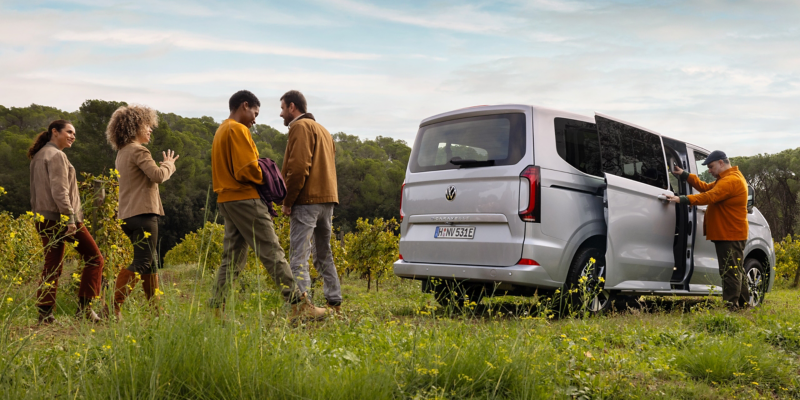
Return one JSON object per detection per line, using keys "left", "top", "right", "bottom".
{"left": 774, "top": 234, "right": 800, "bottom": 284}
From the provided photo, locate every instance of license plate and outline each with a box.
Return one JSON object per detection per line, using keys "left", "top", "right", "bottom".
{"left": 434, "top": 226, "right": 476, "bottom": 239}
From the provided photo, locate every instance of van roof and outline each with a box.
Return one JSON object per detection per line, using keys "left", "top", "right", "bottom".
{"left": 420, "top": 104, "right": 711, "bottom": 154}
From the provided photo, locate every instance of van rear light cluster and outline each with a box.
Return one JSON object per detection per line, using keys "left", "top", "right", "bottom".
{"left": 519, "top": 165, "right": 541, "bottom": 222}
{"left": 399, "top": 183, "right": 406, "bottom": 222}
{"left": 517, "top": 258, "right": 539, "bottom": 266}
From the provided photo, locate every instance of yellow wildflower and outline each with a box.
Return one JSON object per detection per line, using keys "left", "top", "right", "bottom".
{"left": 60, "top": 214, "right": 69, "bottom": 223}
{"left": 36, "top": 214, "right": 44, "bottom": 222}
{"left": 589, "top": 257, "right": 596, "bottom": 264}
{"left": 9, "top": 232, "right": 15, "bottom": 239}
{"left": 72, "top": 241, "right": 79, "bottom": 248}
{"left": 26, "top": 211, "right": 34, "bottom": 217}
{"left": 6, "top": 297, "right": 12, "bottom": 303}
{"left": 143, "top": 231, "right": 152, "bottom": 238}
{"left": 0, "top": 186, "right": 6, "bottom": 195}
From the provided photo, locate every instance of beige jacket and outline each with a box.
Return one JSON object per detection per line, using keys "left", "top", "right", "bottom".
{"left": 116, "top": 143, "right": 175, "bottom": 220}
{"left": 281, "top": 115, "right": 338, "bottom": 208}
{"left": 29, "top": 142, "right": 83, "bottom": 223}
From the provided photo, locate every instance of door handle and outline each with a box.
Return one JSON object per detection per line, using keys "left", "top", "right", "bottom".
{"left": 657, "top": 194, "right": 670, "bottom": 204}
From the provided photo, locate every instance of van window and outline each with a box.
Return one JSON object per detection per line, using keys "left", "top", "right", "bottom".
{"left": 693, "top": 152, "right": 715, "bottom": 183}
{"left": 596, "top": 116, "right": 668, "bottom": 190}
{"left": 554, "top": 118, "right": 601, "bottom": 177}
{"left": 409, "top": 113, "right": 526, "bottom": 172}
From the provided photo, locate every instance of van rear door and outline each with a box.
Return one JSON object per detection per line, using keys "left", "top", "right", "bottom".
{"left": 596, "top": 113, "right": 677, "bottom": 290}
{"left": 400, "top": 111, "right": 530, "bottom": 267}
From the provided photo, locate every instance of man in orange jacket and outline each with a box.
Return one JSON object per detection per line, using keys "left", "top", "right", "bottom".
{"left": 665, "top": 150, "right": 750, "bottom": 310}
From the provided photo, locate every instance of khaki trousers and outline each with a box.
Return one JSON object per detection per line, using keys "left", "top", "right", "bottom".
{"left": 210, "top": 199, "right": 300, "bottom": 306}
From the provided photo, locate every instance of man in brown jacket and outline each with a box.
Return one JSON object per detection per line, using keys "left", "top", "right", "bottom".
{"left": 279, "top": 90, "right": 342, "bottom": 313}
{"left": 211, "top": 90, "right": 325, "bottom": 321}
{"left": 665, "top": 150, "right": 751, "bottom": 310}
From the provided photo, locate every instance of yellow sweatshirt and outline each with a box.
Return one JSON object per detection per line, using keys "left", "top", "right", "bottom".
{"left": 211, "top": 119, "right": 263, "bottom": 203}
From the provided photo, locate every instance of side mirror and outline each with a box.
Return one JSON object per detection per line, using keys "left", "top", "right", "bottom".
{"left": 747, "top": 185, "right": 754, "bottom": 214}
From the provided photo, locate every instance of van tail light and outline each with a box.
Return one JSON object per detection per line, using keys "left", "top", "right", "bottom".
{"left": 399, "top": 183, "right": 406, "bottom": 222}
{"left": 399, "top": 254, "right": 403, "bottom": 260}
{"left": 519, "top": 166, "right": 541, "bottom": 222}
{"left": 517, "top": 258, "right": 539, "bottom": 266}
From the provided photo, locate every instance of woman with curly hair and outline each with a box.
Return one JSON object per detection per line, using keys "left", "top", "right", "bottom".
{"left": 106, "top": 105, "right": 178, "bottom": 318}
{"left": 29, "top": 120, "right": 105, "bottom": 323}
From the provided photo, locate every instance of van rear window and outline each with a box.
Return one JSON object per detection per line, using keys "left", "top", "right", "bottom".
{"left": 409, "top": 113, "right": 526, "bottom": 173}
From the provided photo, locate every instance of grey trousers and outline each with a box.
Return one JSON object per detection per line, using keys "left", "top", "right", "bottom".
{"left": 289, "top": 203, "right": 342, "bottom": 305}
{"left": 210, "top": 199, "right": 300, "bottom": 307}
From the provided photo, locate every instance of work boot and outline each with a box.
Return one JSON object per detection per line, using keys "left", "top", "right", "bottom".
{"left": 37, "top": 305, "right": 55, "bottom": 325}
{"left": 290, "top": 293, "right": 327, "bottom": 322}
{"left": 76, "top": 297, "right": 103, "bottom": 323}
{"left": 113, "top": 269, "right": 139, "bottom": 320}
{"left": 326, "top": 302, "right": 343, "bottom": 316}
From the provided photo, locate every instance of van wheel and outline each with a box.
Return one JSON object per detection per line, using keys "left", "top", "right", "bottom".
{"left": 744, "top": 258, "right": 767, "bottom": 307}
{"left": 565, "top": 247, "right": 613, "bottom": 314}
{"left": 433, "top": 283, "right": 483, "bottom": 309}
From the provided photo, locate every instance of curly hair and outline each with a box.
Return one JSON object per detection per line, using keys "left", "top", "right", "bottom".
{"left": 105, "top": 105, "right": 159, "bottom": 151}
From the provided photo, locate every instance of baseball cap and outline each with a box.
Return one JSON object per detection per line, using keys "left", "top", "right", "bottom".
{"left": 702, "top": 150, "right": 727, "bottom": 165}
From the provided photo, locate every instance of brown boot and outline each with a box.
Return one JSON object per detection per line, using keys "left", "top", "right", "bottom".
{"left": 290, "top": 293, "right": 327, "bottom": 322}
{"left": 37, "top": 305, "right": 55, "bottom": 325}
{"left": 326, "top": 302, "right": 343, "bottom": 316}
{"left": 76, "top": 297, "right": 102, "bottom": 323}
{"left": 113, "top": 269, "right": 139, "bottom": 320}
{"left": 141, "top": 274, "right": 163, "bottom": 315}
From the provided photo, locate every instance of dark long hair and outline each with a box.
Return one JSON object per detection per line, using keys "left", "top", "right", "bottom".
{"left": 27, "top": 120, "right": 71, "bottom": 160}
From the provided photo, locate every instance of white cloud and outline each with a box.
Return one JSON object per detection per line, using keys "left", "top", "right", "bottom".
{"left": 55, "top": 29, "right": 380, "bottom": 60}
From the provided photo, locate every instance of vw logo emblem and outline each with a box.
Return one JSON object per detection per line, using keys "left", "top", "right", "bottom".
{"left": 445, "top": 185, "right": 456, "bottom": 201}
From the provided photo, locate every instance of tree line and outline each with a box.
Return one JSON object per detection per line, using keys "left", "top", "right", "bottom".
{"left": 0, "top": 101, "right": 408, "bottom": 256}
{"left": 1, "top": 101, "right": 798, "bottom": 255}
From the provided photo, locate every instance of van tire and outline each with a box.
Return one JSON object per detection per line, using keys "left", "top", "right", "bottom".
{"left": 744, "top": 258, "right": 766, "bottom": 308}
{"left": 563, "top": 246, "right": 613, "bottom": 314}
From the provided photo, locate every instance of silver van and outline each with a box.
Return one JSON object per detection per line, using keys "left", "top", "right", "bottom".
{"left": 393, "top": 105, "right": 775, "bottom": 311}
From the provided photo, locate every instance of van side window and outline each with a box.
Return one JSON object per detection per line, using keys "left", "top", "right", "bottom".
{"left": 596, "top": 116, "right": 669, "bottom": 190}
{"left": 554, "top": 118, "right": 601, "bottom": 177}
{"left": 693, "top": 152, "right": 715, "bottom": 183}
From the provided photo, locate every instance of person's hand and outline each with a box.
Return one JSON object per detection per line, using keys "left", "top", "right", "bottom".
{"left": 282, "top": 205, "right": 291, "bottom": 215}
{"left": 66, "top": 223, "right": 77, "bottom": 235}
{"left": 664, "top": 194, "right": 681, "bottom": 204}
{"left": 162, "top": 149, "right": 180, "bottom": 164}
{"left": 671, "top": 164, "right": 684, "bottom": 177}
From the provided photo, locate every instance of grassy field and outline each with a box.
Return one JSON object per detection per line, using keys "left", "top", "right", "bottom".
{"left": 2, "top": 263, "right": 800, "bottom": 399}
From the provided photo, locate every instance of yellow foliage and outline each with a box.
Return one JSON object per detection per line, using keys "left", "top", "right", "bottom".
{"left": 774, "top": 234, "right": 800, "bottom": 283}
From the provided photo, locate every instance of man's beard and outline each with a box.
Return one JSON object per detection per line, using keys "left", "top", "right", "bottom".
{"left": 282, "top": 116, "right": 291, "bottom": 127}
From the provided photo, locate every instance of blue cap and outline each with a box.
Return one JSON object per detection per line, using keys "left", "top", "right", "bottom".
{"left": 702, "top": 150, "right": 727, "bottom": 165}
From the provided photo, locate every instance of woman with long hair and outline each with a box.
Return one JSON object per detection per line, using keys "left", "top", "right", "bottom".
{"left": 106, "top": 105, "right": 178, "bottom": 318}
{"left": 29, "top": 120, "right": 105, "bottom": 324}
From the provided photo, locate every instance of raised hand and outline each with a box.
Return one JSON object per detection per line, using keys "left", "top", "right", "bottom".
{"left": 162, "top": 149, "right": 180, "bottom": 164}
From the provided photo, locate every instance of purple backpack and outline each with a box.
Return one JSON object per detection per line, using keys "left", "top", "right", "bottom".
{"left": 256, "top": 158, "right": 287, "bottom": 217}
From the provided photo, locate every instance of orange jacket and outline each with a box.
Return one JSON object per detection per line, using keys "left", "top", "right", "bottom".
{"left": 681, "top": 166, "right": 748, "bottom": 241}
{"left": 211, "top": 119, "right": 263, "bottom": 203}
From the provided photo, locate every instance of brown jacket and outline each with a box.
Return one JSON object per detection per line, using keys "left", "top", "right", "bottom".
{"left": 116, "top": 143, "right": 175, "bottom": 220}
{"left": 29, "top": 142, "right": 83, "bottom": 223}
{"left": 682, "top": 166, "right": 749, "bottom": 241}
{"left": 281, "top": 115, "right": 338, "bottom": 208}
{"left": 211, "top": 119, "right": 263, "bottom": 203}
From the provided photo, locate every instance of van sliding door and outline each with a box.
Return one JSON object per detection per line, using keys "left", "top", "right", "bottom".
{"left": 596, "top": 113, "right": 676, "bottom": 291}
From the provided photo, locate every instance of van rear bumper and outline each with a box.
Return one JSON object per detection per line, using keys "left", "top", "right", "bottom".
{"left": 393, "top": 260, "right": 561, "bottom": 289}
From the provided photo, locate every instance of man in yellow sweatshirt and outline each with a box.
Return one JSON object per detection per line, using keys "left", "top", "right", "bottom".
{"left": 210, "top": 90, "right": 325, "bottom": 321}
{"left": 665, "top": 150, "right": 750, "bottom": 310}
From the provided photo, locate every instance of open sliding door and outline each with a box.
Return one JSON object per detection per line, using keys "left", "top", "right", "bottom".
{"left": 596, "top": 113, "right": 679, "bottom": 291}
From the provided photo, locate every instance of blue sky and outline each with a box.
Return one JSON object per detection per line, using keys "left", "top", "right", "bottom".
{"left": 1, "top": 0, "right": 798, "bottom": 156}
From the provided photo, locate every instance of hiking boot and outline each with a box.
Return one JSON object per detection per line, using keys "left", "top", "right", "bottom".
{"left": 290, "top": 293, "right": 327, "bottom": 322}
{"left": 142, "top": 274, "right": 165, "bottom": 316}
{"left": 326, "top": 303, "right": 342, "bottom": 316}
{"left": 37, "top": 305, "right": 55, "bottom": 325}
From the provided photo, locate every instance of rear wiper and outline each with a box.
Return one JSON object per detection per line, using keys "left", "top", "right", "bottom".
{"left": 449, "top": 158, "right": 496, "bottom": 168}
